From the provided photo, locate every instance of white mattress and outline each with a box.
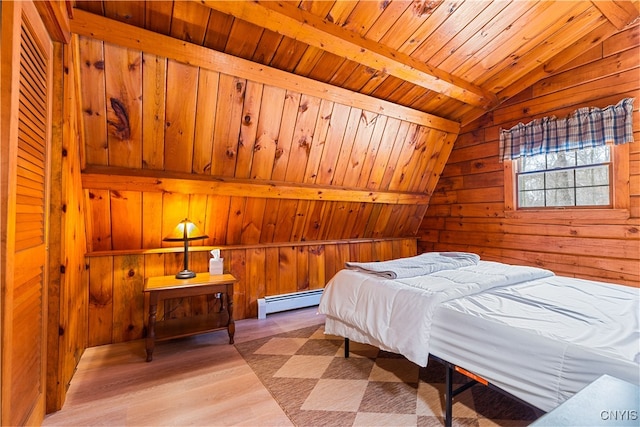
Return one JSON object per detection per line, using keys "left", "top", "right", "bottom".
{"left": 320, "top": 262, "right": 640, "bottom": 412}
{"left": 429, "top": 275, "right": 640, "bottom": 412}
{"left": 319, "top": 260, "right": 553, "bottom": 366}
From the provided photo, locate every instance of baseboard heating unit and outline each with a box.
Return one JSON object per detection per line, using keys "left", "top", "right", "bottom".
{"left": 257, "top": 289, "right": 324, "bottom": 319}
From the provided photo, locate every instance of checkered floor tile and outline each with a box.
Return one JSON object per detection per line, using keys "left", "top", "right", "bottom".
{"left": 235, "top": 324, "right": 543, "bottom": 426}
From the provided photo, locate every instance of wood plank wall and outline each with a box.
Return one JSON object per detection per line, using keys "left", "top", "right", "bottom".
{"left": 70, "top": 18, "right": 456, "bottom": 344}
{"left": 47, "top": 36, "right": 89, "bottom": 412}
{"left": 419, "top": 25, "right": 640, "bottom": 287}
{"left": 75, "top": 31, "right": 457, "bottom": 248}
{"left": 86, "top": 238, "right": 416, "bottom": 346}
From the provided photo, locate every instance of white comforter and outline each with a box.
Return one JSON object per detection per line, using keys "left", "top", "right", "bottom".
{"left": 344, "top": 251, "right": 481, "bottom": 279}
{"left": 318, "top": 260, "right": 554, "bottom": 366}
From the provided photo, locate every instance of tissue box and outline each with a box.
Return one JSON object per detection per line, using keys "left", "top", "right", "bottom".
{"left": 209, "top": 258, "right": 224, "bottom": 275}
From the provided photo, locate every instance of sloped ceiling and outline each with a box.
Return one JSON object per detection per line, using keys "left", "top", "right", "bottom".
{"left": 68, "top": 1, "right": 639, "bottom": 250}
{"left": 74, "top": 0, "right": 640, "bottom": 125}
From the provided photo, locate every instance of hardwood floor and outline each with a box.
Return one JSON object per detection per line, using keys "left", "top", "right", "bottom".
{"left": 43, "top": 307, "right": 325, "bottom": 426}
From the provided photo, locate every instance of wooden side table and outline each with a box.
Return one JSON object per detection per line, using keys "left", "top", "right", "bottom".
{"left": 143, "top": 272, "right": 237, "bottom": 362}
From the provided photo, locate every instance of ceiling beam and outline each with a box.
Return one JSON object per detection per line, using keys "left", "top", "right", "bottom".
{"left": 82, "top": 167, "right": 432, "bottom": 205}
{"left": 197, "top": 0, "right": 498, "bottom": 111}
{"left": 69, "top": 8, "right": 459, "bottom": 133}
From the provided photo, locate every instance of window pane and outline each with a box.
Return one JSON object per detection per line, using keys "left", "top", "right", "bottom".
{"left": 546, "top": 188, "right": 575, "bottom": 206}
{"left": 576, "top": 165, "right": 609, "bottom": 187}
{"left": 520, "top": 154, "right": 546, "bottom": 172}
{"left": 577, "top": 146, "right": 610, "bottom": 166}
{"left": 576, "top": 186, "right": 609, "bottom": 206}
{"left": 515, "top": 145, "right": 611, "bottom": 209}
{"left": 545, "top": 170, "right": 574, "bottom": 189}
{"left": 547, "top": 151, "right": 576, "bottom": 169}
{"left": 520, "top": 190, "right": 545, "bottom": 207}
{"left": 519, "top": 172, "right": 545, "bottom": 190}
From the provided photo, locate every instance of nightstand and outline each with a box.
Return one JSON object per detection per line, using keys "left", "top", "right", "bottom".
{"left": 143, "top": 272, "right": 237, "bottom": 362}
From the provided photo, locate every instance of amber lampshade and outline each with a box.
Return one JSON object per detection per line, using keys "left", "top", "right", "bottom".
{"left": 163, "top": 218, "right": 208, "bottom": 279}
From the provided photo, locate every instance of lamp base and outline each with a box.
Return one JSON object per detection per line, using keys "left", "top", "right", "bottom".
{"left": 175, "top": 270, "right": 196, "bottom": 279}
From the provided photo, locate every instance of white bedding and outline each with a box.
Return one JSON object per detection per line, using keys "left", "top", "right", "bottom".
{"left": 344, "top": 251, "right": 480, "bottom": 279}
{"left": 429, "top": 275, "right": 640, "bottom": 411}
{"left": 319, "top": 254, "right": 640, "bottom": 412}
{"left": 318, "top": 260, "right": 553, "bottom": 366}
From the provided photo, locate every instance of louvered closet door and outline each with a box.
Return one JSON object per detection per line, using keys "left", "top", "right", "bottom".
{"left": 1, "top": 1, "right": 52, "bottom": 425}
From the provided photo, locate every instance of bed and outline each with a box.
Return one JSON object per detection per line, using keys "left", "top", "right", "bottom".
{"left": 317, "top": 252, "right": 640, "bottom": 426}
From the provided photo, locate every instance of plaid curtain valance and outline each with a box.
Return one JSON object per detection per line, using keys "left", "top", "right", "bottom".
{"left": 499, "top": 98, "right": 635, "bottom": 161}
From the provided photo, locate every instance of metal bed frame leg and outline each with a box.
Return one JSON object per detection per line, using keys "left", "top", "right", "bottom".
{"left": 344, "top": 337, "right": 350, "bottom": 358}
{"left": 445, "top": 365, "right": 453, "bottom": 427}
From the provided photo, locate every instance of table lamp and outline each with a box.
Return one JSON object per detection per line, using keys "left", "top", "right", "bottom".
{"left": 163, "top": 218, "right": 208, "bottom": 279}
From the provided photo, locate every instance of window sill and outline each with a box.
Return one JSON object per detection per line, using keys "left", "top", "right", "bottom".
{"left": 504, "top": 208, "right": 630, "bottom": 221}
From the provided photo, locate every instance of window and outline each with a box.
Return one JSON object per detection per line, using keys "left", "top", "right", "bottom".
{"left": 516, "top": 145, "right": 611, "bottom": 208}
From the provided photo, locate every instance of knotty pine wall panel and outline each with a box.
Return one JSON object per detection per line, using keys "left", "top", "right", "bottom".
{"left": 47, "top": 38, "right": 89, "bottom": 413}
{"left": 419, "top": 25, "right": 640, "bottom": 287}
{"left": 86, "top": 238, "right": 416, "bottom": 345}
{"left": 77, "top": 33, "right": 458, "bottom": 251}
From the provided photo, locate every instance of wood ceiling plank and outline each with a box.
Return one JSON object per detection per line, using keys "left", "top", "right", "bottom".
{"left": 70, "top": 9, "right": 457, "bottom": 132}
{"left": 459, "top": 1, "right": 586, "bottom": 84}
{"left": 378, "top": 0, "right": 441, "bottom": 48}
{"left": 304, "top": 99, "right": 334, "bottom": 184}
{"left": 144, "top": 0, "right": 173, "bottom": 34}
{"left": 225, "top": 18, "right": 263, "bottom": 58}
{"left": 198, "top": 0, "right": 497, "bottom": 109}
{"left": 169, "top": 0, "right": 211, "bottom": 45}
{"left": 342, "top": 64, "right": 384, "bottom": 93}
{"left": 489, "top": 6, "right": 610, "bottom": 97}
{"left": 203, "top": 10, "right": 235, "bottom": 52}
{"left": 367, "top": 117, "right": 401, "bottom": 190}
{"left": 285, "top": 94, "right": 322, "bottom": 182}
{"left": 251, "top": 29, "right": 284, "bottom": 65}
{"left": 77, "top": 36, "right": 107, "bottom": 166}
{"left": 421, "top": 1, "right": 511, "bottom": 67}
{"left": 341, "top": 110, "right": 378, "bottom": 189}
{"left": 328, "top": 60, "right": 365, "bottom": 88}
{"left": 235, "top": 81, "right": 263, "bottom": 179}
{"left": 163, "top": 60, "right": 197, "bottom": 173}
{"left": 268, "top": 37, "right": 308, "bottom": 72}
{"left": 356, "top": 114, "right": 388, "bottom": 189}
{"left": 75, "top": 1, "right": 103, "bottom": 15}
{"left": 81, "top": 167, "right": 432, "bottom": 204}
{"left": 250, "top": 85, "right": 287, "bottom": 180}
{"left": 103, "top": 0, "right": 145, "bottom": 28}
{"left": 314, "top": 103, "right": 351, "bottom": 185}
{"left": 212, "top": 74, "right": 245, "bottom": 177}
{"left": 269, "top": 91, "right": 301, "bottom": 181}
{"left": 339, "top": 0, "right": 389, "bottom": 34}
{"left": 325, "top": 0, "right": 360, "bottom": 26}
{"left": 307, "top": 51, "right": 346, "bottom": 82}
{"left": 399, "top": 0, "right": 478, "bottom": 56}
{"left": 436, "top": 0, "right": 536, "bottom": 75}
{"left": 331, "top": 107, "right": 363, "bottom": 186}
{"left": 103, "top": 44, "right": 142, "bottom": 168}
{"left": 365, "top": 0, "right": 413, "bottom": 42}
{"left": 591, "top": 0, "right": 640, "bottom": 30}
{"left": 294, "top": 46, "right": 326, "bottom": 76}
{"left": 380, "top": 121, "right": 411, "bottom": 190}
{"left": 192, "top": 68, "right": 219, "bottom": 174}
{"left": 141, "top": 53, "right": 167, "bottom": 170}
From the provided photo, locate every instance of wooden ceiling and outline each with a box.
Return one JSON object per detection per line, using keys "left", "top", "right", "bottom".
{"left": 73, "top": 0, "right": 639, "bottom": 126}
{"left": 66, "top": 0, "right": 640, "bottom": 250}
